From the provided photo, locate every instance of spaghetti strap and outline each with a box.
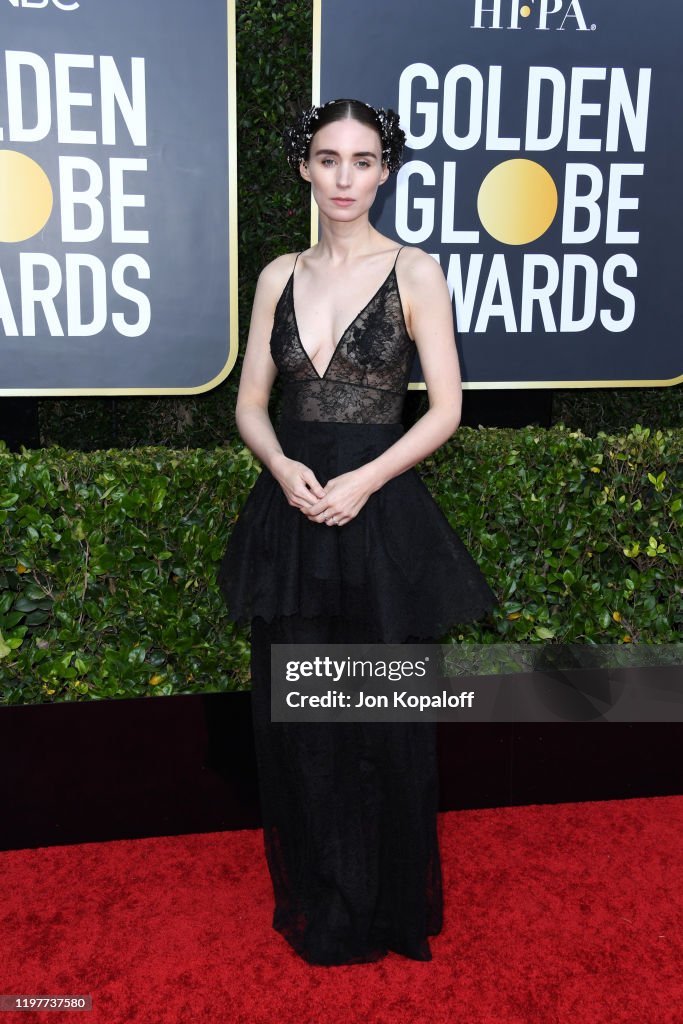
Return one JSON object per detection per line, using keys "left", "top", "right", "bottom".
{"left": 393, "top": 245, "right": 405, "bottom": 269}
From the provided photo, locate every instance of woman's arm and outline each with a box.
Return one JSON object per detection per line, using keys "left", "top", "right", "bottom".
{"left": 359, "top": 246, "right": 462, "bottom": 490}
{"left": 235, "top": 255, "right": 326, "bottom": 508}
{"left": 233, "top": 256, "right": 290, "bottom": 472}
{"left": 303, "top": 247, "right": 462, "bottom": 526}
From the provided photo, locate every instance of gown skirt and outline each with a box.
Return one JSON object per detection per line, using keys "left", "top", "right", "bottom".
{"left": 218, "top": 416, "right": 499, "bottom": 965}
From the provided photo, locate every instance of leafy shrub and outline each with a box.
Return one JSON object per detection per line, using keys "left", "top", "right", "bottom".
{"left": 1, "top": 423, "right": 680, "bottom": 704}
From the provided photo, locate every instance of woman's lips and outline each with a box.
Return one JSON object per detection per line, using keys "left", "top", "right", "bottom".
{"left": 331, "top": 197, "right": 354, "bottom": 206}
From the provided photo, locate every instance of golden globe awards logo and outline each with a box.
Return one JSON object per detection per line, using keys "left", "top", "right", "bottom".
{"left": 0, "top": 51, "right": 150, "bottom": 338}
{"left": 472, "top": 0, "right": 595, "bottom": 31}
{"left": 396, "top": 61, "right": 649, "bottom": 333}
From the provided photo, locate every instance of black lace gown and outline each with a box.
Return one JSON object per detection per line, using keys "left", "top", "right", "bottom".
{"left": 217, "top": 249, "right": 499, "bottom": 965}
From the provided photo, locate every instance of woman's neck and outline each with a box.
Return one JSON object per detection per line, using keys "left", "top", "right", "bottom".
{"left": 314, "top": 215, "right": 380, "bottom": 265}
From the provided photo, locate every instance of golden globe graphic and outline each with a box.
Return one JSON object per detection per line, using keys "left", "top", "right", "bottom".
{"left": 476, "top": 159, "right": 558, "bottom": 246}
{"left": 0, "top": 150, "right": 53, "bottom": 243}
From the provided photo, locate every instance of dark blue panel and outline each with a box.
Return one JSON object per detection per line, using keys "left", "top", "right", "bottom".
{"left": 320, "top": 0, "right": 682, "bottom": 386}
{"left": 0, "top": 0, "right": 232, "bottom": 391}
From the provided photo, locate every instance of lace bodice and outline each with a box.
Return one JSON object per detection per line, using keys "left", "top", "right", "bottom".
{"left": 269, "top": 250, "right": 415, "bottom": 424}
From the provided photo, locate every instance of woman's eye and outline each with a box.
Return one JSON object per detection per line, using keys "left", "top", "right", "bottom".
{"left": 356, "top": 161, "right": 370, "bottom": 168}
{"left": 321, "top": 158, "right": 335, "bottom": 166}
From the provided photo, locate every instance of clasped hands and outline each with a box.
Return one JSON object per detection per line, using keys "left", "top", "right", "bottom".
{"left": 271, "top": 454, "right": 380, "bottom": 528}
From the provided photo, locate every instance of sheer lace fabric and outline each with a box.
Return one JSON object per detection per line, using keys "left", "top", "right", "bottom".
{"left": 271, "top": 266, "right": 414, "bottom": 424}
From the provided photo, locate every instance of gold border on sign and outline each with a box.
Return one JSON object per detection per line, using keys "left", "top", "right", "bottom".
{"left": 2, "top": 0, "right": 239, "bottom": 397}
{"left": 310, "top": 0, "right": 682, "bottom": 391}
{"left": 407, "top": 375, "right": 683, "bottom": 391}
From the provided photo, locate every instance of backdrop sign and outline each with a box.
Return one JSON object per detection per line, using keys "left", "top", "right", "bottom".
{"left": 317, "top": 0, "right": 683, "bottom": 389}
{"left": 0, "top": 0, "right": 236, "bottom": 395}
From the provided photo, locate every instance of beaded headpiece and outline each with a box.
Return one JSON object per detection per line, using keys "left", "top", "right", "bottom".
{"left": 283, "top": 99, "right": 406, "bottom": 176}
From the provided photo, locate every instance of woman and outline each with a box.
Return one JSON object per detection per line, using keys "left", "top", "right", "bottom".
{"left": 218, "top": 99, "right": 499, "bottom": 965}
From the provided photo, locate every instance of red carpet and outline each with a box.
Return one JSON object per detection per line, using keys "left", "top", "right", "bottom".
{"left": 2, "top": 795, "right": 681, "bottom": 1024}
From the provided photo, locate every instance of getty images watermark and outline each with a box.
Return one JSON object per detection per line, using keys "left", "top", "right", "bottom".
{"left": 270, "top": 643, "right": 683, "bottom": 722}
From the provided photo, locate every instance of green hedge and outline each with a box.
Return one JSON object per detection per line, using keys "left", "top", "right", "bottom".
{"left": 1, "top": 423, "right": 680, "bottom": 704}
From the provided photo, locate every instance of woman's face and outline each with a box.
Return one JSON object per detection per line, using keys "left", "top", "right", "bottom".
{"left": 300, "top": 116, "right": 389, "bottom": 220}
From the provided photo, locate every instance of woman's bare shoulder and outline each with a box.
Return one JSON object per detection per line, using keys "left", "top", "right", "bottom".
{"left": 253, "top": 251, "right": 303, "bottom": 309}
{"left": 395, "top": 246, "right": 447, "bottom": 300}
{"left": 259, "top": 251, "right": 301, "bottom": 286}
{"left": 396, "top": 245, "right": 441, "bottom": 276}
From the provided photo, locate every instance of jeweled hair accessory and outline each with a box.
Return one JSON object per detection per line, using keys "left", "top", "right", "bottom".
{"left": 282, "top": 100, "right": 406, "bottom": 175}
{"left": 372, "top": 105, "right": 405, "bottom": 173}
{"left": 283, "top": 105, "right": 321, "bottom": 172}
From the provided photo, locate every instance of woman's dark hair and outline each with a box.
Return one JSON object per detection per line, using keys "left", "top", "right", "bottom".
{"left": 283, "top": 98, "right": 405, "bottom": 179}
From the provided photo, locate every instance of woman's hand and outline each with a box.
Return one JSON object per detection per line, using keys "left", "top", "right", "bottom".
{"left": 303, "top": 466, "right": 381, "bottom": 527}
{"left": 270, "top": 453, "right": 326, "bottom": 512}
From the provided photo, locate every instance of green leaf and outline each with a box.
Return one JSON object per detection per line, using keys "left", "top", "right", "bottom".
{"left": 535, "top": 627, "right": 555, "bottom": 640}
{"left": 128, "top": 646, "right": 148, "bottom": 666}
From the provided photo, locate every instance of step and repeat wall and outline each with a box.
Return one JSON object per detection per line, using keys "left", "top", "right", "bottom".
{"left": 3, "top": 1, "right": 679, "bottom": 395}
{"left": 317, "top": 0, "right": 683, "bottom": 389}
{"left": 0, "top": 0, "right": 236, "bottom": 395}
